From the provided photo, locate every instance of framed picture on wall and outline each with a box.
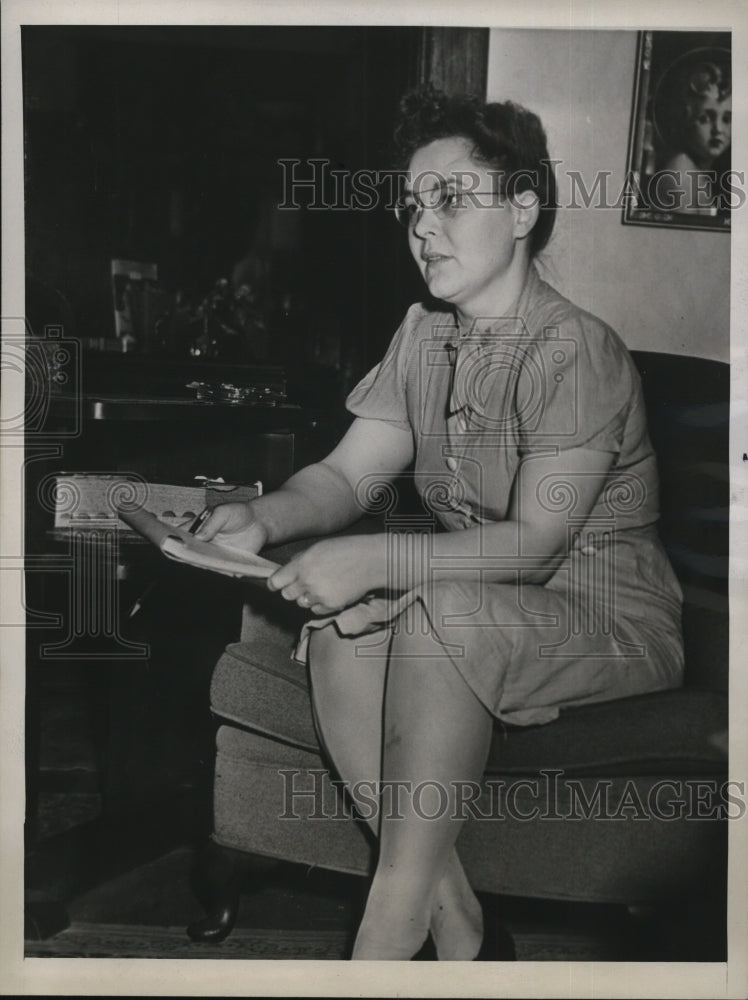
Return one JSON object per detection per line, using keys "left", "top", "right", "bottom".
{"left": 623, "top": 30, "right": 732, "bottom": 232}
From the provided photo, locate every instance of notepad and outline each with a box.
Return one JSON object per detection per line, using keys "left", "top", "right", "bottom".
{"left": 117, "top": 507, "right": 279, "bottom": 580}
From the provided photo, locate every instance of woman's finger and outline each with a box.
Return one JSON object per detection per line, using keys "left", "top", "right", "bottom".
{"left": 310, "top": 603, "right": 334, "bottom": 616}
{"left": 196, "top": 505, "right": 235, "bottom": 540}
{"left": 280, "top": 583, "right": 305, "bottom": 602}
{"left": 267, "top": 562, "right": 298, "bottom": 591}
{"left": 193, "top": 509, "right": 220, "bottom": 540}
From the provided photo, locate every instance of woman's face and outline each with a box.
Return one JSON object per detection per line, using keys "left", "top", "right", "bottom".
{"left": 404, "top": 136, "right": 525, "bottom": 320}
{"left": 683, "top": 89, "right": 732, "bottom": 166}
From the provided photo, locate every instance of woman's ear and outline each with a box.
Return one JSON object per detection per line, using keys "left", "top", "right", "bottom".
{"left": 510, "top": 189, "right": 540, "bottom": 241}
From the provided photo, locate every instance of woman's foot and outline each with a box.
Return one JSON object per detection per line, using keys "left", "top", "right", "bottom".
{"left": 350, "top": 874, "right": 431, "bottom": 959}
{"left": 350, "top": 850, "right": 486, "bottom": 959}
{"left": 352, "top": 928, "right": 431, "bottom": 960}
{"left": 351, "top": 906, "right": 432, "bottom": 960}
{"left": 429, "top": 849, "right": 484, "bottom": 960}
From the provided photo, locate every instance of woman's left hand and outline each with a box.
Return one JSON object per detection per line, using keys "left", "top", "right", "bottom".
{"left": 266, "top": 535, "right": 386, "bottom": 615}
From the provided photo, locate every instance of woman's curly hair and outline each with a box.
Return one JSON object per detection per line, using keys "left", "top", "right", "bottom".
{"left": 392, "top": 85, "right": 557, "bottom": 256}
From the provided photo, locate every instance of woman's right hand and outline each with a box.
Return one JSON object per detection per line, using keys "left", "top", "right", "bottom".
{"left": 194, "top": 501, "right": 269, "bottom": 554}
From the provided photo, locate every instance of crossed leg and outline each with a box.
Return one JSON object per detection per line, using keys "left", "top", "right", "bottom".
{"left": 308, "top": 604, "right": 494, "bottom": 960}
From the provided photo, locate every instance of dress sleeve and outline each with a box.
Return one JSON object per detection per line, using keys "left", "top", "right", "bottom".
{"left": 345, "top": 304, "right": 426, "bottom": 430}
{"left": 516, "top": 314, "right": 635, "bottom": 455}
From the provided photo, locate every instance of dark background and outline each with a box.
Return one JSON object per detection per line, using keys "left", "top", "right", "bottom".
{"left": 20, "top": 24, "right": 489, "bottom": 919}
{"left": 23, "top": 25, "right": 426, "bottom": 382}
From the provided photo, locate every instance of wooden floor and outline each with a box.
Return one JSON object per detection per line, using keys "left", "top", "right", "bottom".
{"left": 25, "top": 663, "right": 726, "bottom": 964}
{"left": 26, "top": 840, "right": 704, "bottom": 961}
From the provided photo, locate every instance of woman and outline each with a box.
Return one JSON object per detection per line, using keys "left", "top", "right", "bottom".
{"left": 198, "top": 89, "right": 684, "bottom": 960}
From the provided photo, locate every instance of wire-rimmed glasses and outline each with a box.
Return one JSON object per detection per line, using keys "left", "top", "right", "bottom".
{"left": 394, "top": 182, "right": 502, "bottom": 229}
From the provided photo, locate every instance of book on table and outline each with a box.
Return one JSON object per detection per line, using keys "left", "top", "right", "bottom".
{"left": 52, "top": 474, "right": 261, "bottom": 536}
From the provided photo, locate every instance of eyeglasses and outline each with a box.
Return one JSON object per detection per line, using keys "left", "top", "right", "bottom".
{"left": 394, "top": 184, "right": 502, "bottom": 229}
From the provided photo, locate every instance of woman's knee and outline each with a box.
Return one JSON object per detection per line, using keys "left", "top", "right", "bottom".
{"left": 390, "top": 583, "right": 480, "bottom": 658}
{"left": 308, "top": 624, "right": 389, "bottom": 682}
{"left": 308, "top": 623, "right": 339, "bottom": 661}
{"left": 389, "top": 584, "right": 513, "bottom": 688}
{"left": 308, "top": 625, "right": 347, "bottom": 684}
{"left": 308, "top": 625, "right": 389, "bottom": 729}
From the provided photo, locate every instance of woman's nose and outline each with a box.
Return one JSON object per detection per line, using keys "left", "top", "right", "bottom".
{"left": 412, "top": 206, "right": 440, "bottom": 238}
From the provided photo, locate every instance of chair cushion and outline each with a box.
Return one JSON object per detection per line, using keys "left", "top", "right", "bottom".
{"left": 211, "top": 640, "right": 319, "bottom": 751}
{"left": 212, "top": 639, "right": 727, "bottom": 778}
{"left": 213, "top": 723, "right": 728, "bottom": 902}
{"left": 492, "top": 688, "right": 727, "bottom": 777}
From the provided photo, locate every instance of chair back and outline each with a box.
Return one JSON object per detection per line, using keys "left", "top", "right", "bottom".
{"left": 632, "top": 351, "right": 729, "bottom": 692}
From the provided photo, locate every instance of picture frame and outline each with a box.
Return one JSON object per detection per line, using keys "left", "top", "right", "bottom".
{"left": 623, "top": 30, "right": 732, "bottom": 232}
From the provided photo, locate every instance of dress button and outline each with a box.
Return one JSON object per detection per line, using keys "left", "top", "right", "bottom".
{"left": 446, "top": 479, "right": 461, "bottom": 509}
{"left": 446, "top": 456, "right": 458, "bottom": 472}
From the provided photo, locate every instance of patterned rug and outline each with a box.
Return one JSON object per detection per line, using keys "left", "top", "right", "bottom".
{"left": 25, "top": 921, "right": 619, "bottom": 961}
{"left": 24, "top": 847, "right": 638, "bottom": 961}
{"left": 26, "top": 922, "right": 350, "bottom": 959}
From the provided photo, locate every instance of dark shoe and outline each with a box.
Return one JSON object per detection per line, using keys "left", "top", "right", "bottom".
{"left": 186, "top": 840, "right": 250, "bottom": 943}
{"left": 414, "top": 898, "right": 515, "bottom": 961}
{"left": 475, "top": 897, "right": 516, "bottom": 961}
{"left": 412, "top": 934, "right": 438, "bottom": 960}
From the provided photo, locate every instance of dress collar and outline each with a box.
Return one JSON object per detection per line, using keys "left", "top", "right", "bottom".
{"left": 450, "top": 264, "right": 541, "bottom": 345}
{"left": 443, "top": 265, "right": 542, "bottom": 417}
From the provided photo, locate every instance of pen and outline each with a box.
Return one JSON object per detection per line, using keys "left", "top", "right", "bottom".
{"left": 128, "top": 508, "right": 212, "bottom": 618}
{"left": 188, "top": 507, "right": 212, "bottom": 535}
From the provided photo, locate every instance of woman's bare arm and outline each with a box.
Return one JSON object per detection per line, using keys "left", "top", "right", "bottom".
{"left": 425, "top": 445, "right": 616, "bottom": 586}
{"left": 267, "top": 445, "right": 616, "bottom": 612}
{"left": 197, "top": 416, "right": 414, "bottom": 549}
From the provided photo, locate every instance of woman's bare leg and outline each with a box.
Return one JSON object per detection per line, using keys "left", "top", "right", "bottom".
{"left": 308, "top": 625, "right": 485, "bottom": 959}
{"left": 349, "top": 616, "right": 493, "bottom": 959}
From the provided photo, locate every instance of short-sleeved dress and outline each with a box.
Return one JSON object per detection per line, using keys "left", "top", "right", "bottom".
{"left": 297, "top": 265, "right": 684, "bottom": 727}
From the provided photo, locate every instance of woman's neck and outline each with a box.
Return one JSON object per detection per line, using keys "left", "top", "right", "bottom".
{"left": 455, "top": 255, "right": 532, "bottom": 331}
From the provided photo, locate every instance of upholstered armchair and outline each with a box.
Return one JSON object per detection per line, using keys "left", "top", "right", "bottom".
{"left": 189, "top": 351, "right": 729, "bottom": 960}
